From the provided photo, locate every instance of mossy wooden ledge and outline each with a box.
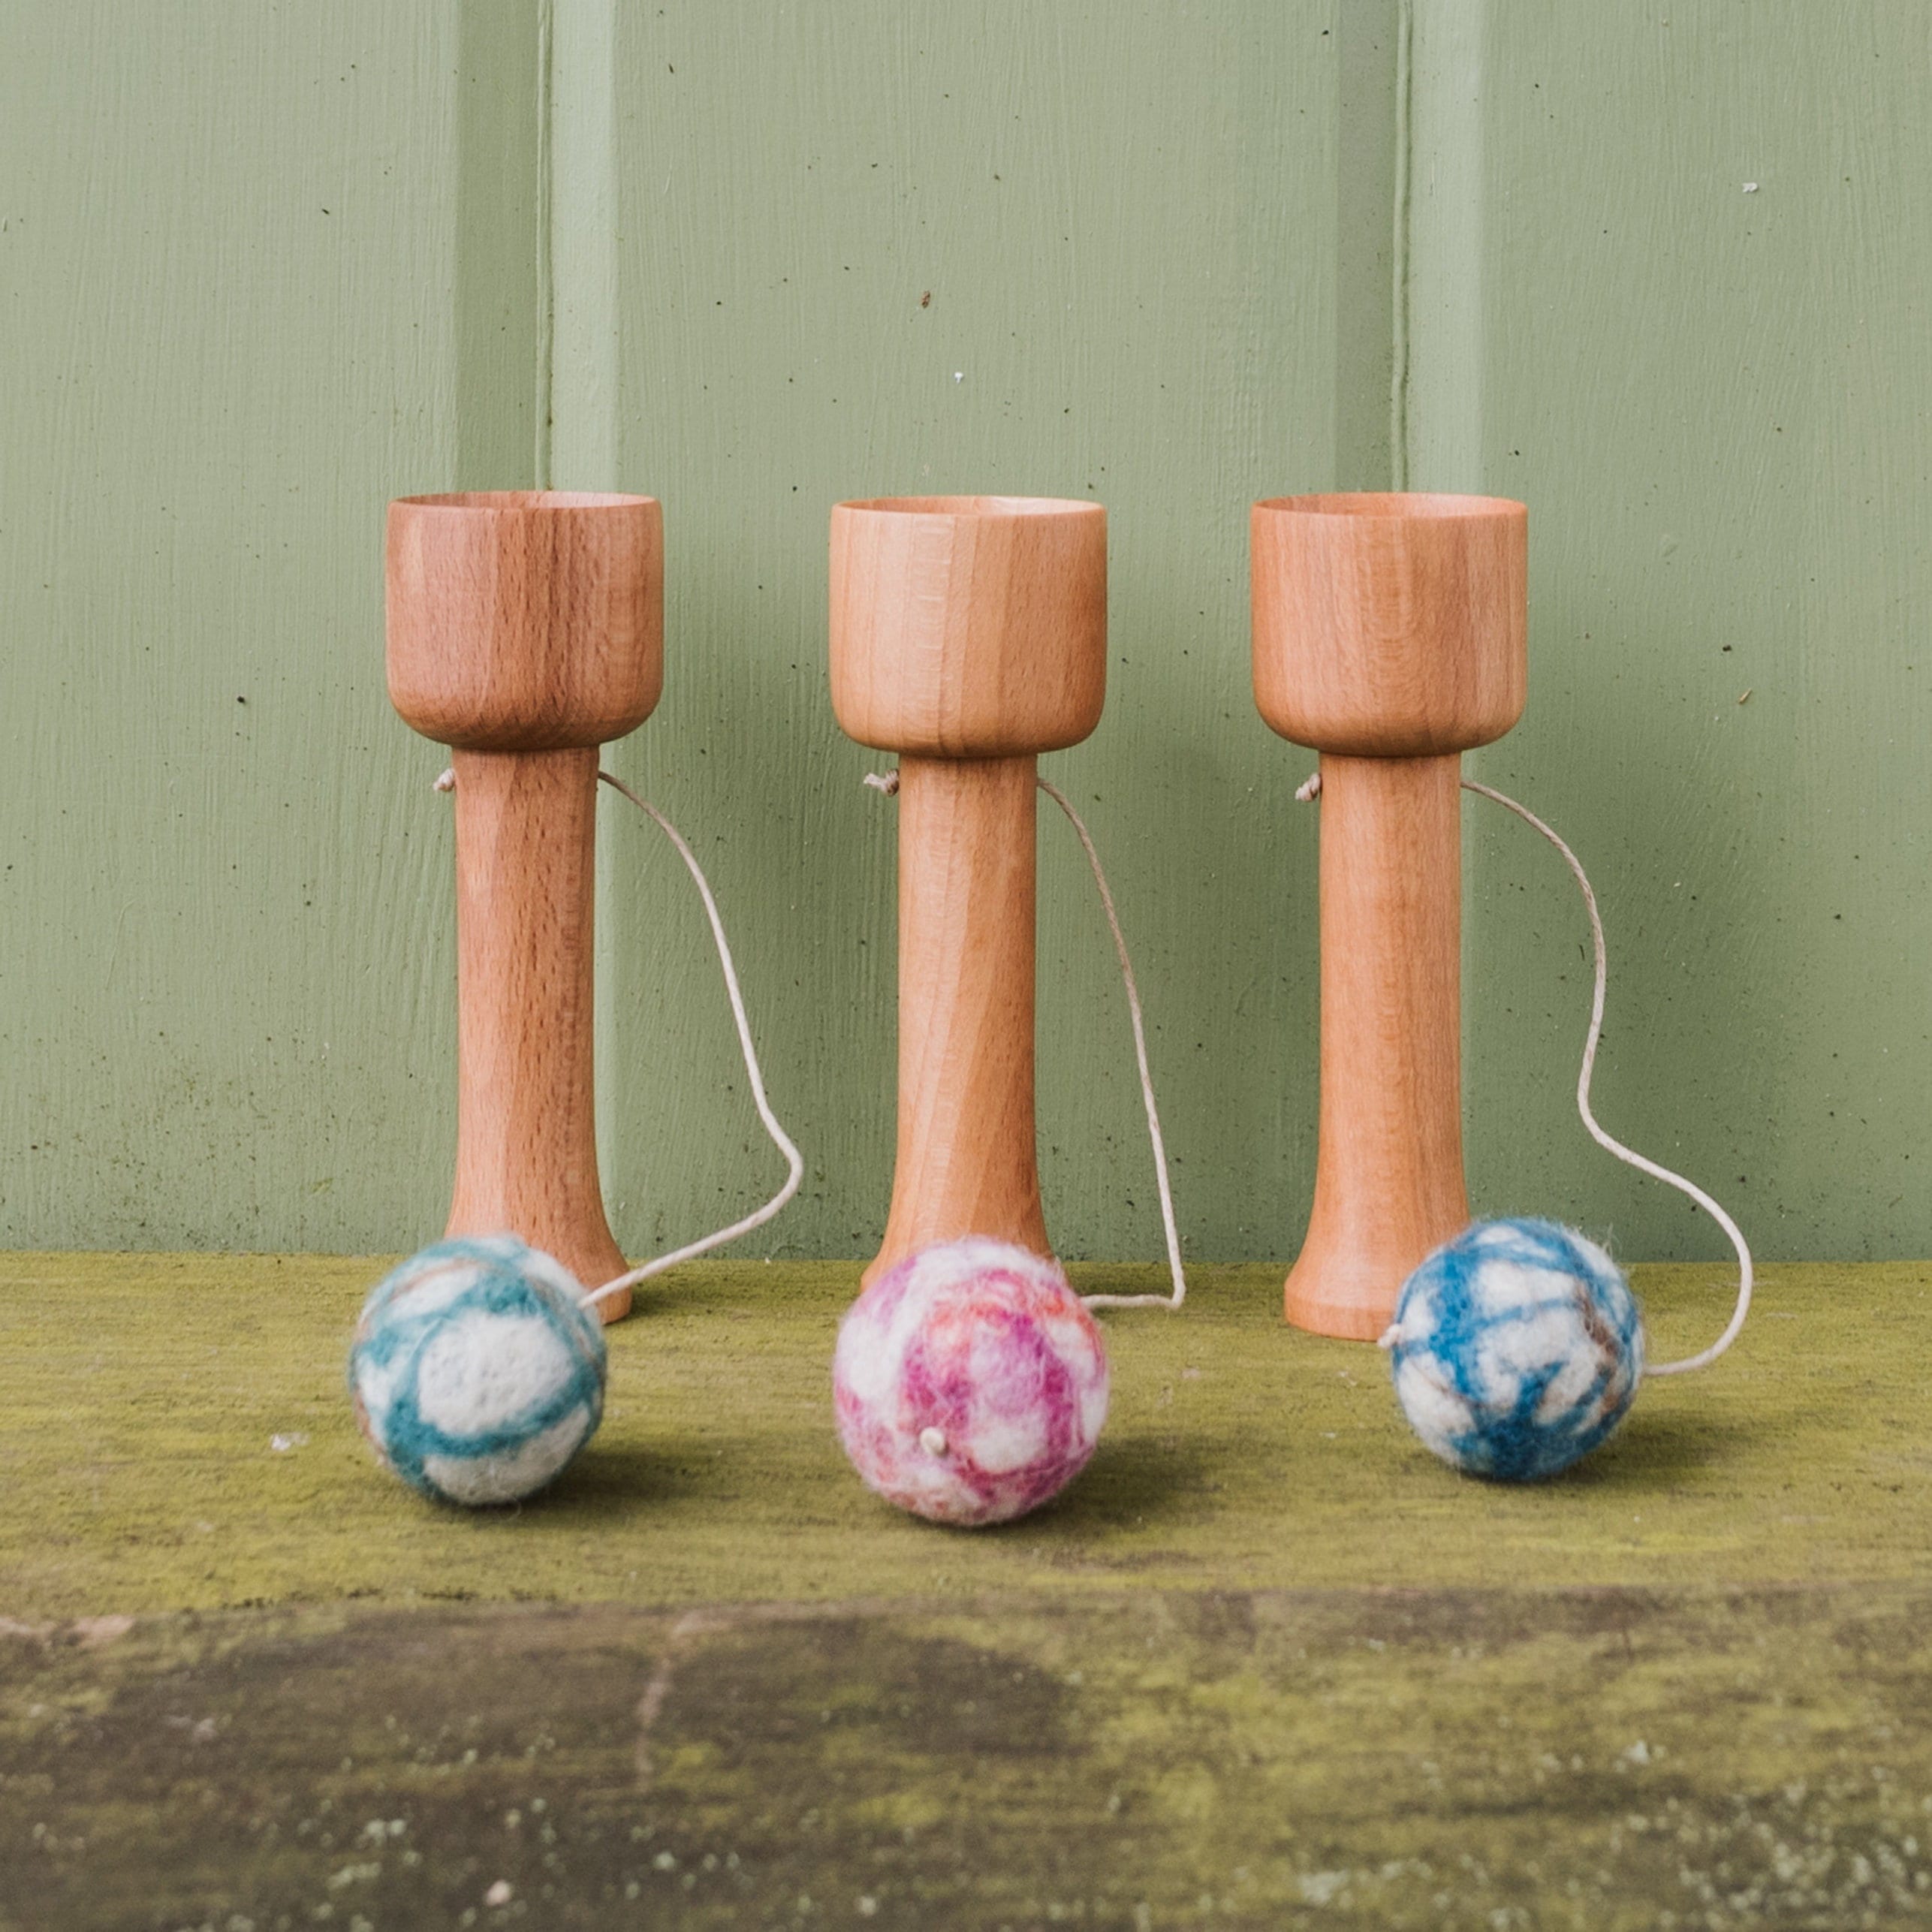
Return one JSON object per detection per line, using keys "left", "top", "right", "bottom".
{"left": 0, "top": 1255, "right": 1927, "bottom": 1619}
{"left": 5, "top": 1254, "right": 1931, "bottom": 1925}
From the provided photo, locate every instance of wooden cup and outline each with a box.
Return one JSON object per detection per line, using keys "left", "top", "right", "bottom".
{"left": 1252, "top": 492, "right": 1527, "bottom": 1339}
{"left": 387, "top": 490, "right": 663, "bottom": 1319}
{"left": 830, "top": 495, "right": 1108, "bottom": 1286}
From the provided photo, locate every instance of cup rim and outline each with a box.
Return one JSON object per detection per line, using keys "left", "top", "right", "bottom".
{"left": 393, "top": 491, "right": 658, "bottom": 513}
{"left": 836, "top": 493, "right": 1104, "bottom": 520}
{"left": 1253, "top": 491, "right": 1524, "bottom": 521}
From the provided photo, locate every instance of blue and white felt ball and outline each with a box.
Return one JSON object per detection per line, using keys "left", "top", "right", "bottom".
{"left": 1381, "top": 1218, "right": 1644, "bottom": 1481}
{"left": 348, "top": 1235, "right": 607, "bottom": 1506}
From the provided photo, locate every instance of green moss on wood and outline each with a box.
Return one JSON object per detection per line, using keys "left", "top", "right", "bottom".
{"left": 8, "top": 1587, "right": 1932, "bottom": 1927}
{"left": 0, "top": 1255, "right": 1927, "bottom": 1620}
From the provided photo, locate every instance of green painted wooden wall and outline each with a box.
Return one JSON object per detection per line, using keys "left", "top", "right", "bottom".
{"left": 2, "top": 0, "right": 1924, "bottom": 1264}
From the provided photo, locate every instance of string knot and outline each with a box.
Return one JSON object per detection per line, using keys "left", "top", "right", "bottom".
{"left": 1295, "top": 771, "right": 1322, "bottom": 803}
{"left": 433, "top": 767, "right": 456, "bottom": 793}
{"left": 863, "top": 770, "right": 900, "bottom": 797}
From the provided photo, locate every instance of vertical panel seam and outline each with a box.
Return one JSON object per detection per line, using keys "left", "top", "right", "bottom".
{"left": 534, "top": 0, "right": 556, "bottom": 490}
{"left": 1390, "top": 0, "right": 1414, "bottom": 491}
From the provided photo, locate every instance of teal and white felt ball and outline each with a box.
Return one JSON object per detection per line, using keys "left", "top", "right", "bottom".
{"left": 1381, "top": 1218, "right": 1644, "bottom": 1481}
{"left": 348, "top": 1235, "right": 607, "bottom": 1506}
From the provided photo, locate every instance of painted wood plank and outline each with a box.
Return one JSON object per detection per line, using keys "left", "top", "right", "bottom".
{"left": 557, "top": 2, "right": 1341, "bottom": 1267}
{"left": 0, "top": 3, "right": 541, "bottom": 1249}
{"left": 1409, "top": 0, "right": 1932, "bottom": 1259}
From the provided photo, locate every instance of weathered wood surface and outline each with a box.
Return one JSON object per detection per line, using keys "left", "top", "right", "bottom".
{"left": 2, "top": 1255, "right": 1930, "bottom": 1925}
{"left": 8, "top": 1587, "right": 1932, "bottom": 1928}
{"left": 2, "top": 1255, "right": 1927, "bottom": 1614}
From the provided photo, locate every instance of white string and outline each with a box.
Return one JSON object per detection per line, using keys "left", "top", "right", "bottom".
{"left": 864, "top": 768, "right": 1186, "bottom": 1312}
{"left": 586, "top": 771, "right": 803, "bottom": 1305}
{"left": 1297, "top": 767, "right": 1752, "bottom": 1374}
{"left": 432, "top": 765, "right": 803, "bottom": 1307}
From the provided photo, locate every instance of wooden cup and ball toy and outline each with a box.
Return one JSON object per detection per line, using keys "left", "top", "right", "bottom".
{"left": 338, "top": 479, "right": 1747, "bottom": 1509}
{"left": 827, "top": 495, "right": 1119, "bottom": 1526}
{"left": 350, "top": 492, "right": 663, "bottom": 1502}
{"left": 1253, "top": 491, "right": 1750, "bottom": 1479}
{"left": 386, "top": 490, "right": 662, "bottom": 1313}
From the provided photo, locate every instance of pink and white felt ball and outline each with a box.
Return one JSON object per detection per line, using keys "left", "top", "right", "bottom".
{"left": 833, "top": 1237, "right": 1111, "bottom": 1526}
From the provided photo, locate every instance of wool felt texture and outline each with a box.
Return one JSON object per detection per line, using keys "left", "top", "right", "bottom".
{"left": 348, "top": 1235, "right": 607, "bottom": 1506}
{"left": 833, "top": 1237, "right": 1111, "bottom": 1526}
{"left": 1382, "top": 1217, "right": 1644, "bottom": 1481}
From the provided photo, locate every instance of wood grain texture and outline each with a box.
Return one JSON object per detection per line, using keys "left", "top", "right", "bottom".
{"left": 1253, "top": 492, "right": 1524, "bottom": 1335}
{"left": 1251, "top": 492, "right": 1526, "bottom": 755}
{"left": 1286, "top": 753, "right": 1468, "bottom": 1337}
{"left": 870, "top": 754, "right": 1049, "bottom": 1282}
{"left": 387, "top": 491, "right": 662, "bottom": 1309}
{"left": 829, "top": 495, "right": 1104, "bottom": 1280}
{"left": 446, "top": 747, "right": 627, "bottom": 1301}
{"left": 830, "top": 496, "right": 1106, "bottom": 757}
{"left": 14, "top": 1587, "right": 1932, "bottom": 1927}
{"left": 386, "top": 491, "right": 663, "bottom": 751}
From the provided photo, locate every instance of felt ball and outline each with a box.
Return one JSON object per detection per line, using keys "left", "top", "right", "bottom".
{"left": 833, "top": 1237, "right": 1110, "bottom": 1527}
{"left": 348, "top": 1234, "right": 607, "bottom": 1506}
{"left": 1382, "top": 1217, "right": 1644, "bottom": 1481}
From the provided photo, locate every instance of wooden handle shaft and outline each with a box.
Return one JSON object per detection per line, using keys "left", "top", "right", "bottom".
{"left": 448, "top": 746, "right": 629, "bottom": 1315}
{"left": 865, "top": 753, "right": 1050, "bottom": 1285}
{"left": 1284, "top": 752, "right": 1470, "bottom": 1338}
